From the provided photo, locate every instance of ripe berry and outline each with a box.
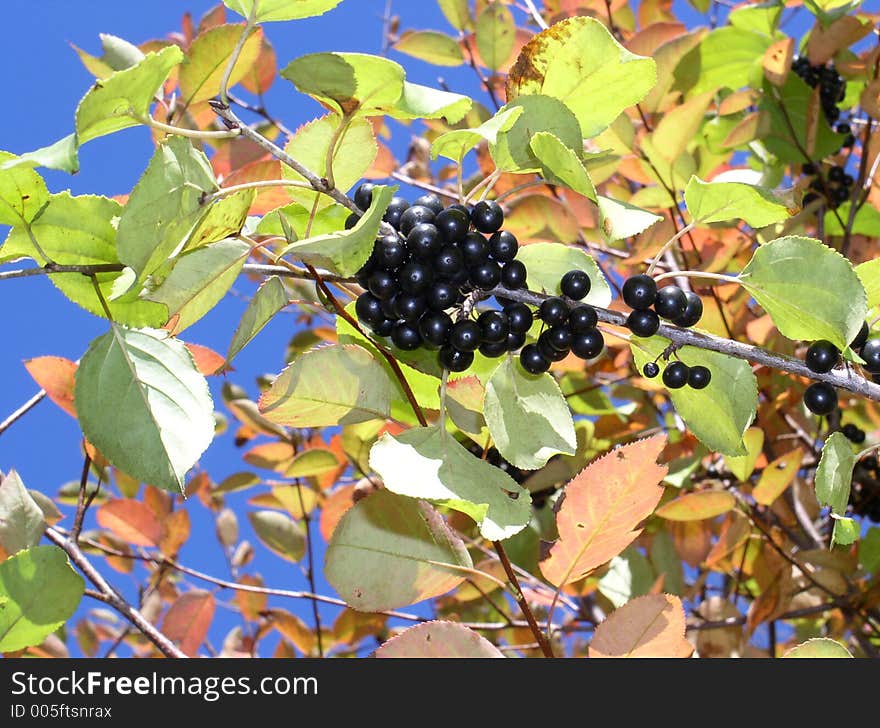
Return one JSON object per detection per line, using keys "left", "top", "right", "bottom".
{"left": 478, "top": 310, "right": 510, "bottom": 344}
{"left": 479, "top": 340, "right": 508, "bottom": 358}
{"left": 398, "top": 261, "right": 433, "bottom": 295}
{"left": 445, "top": 203, "right": 472, "bottom": 220}
{"left": 539, "top": 297, "right": 569, "bottom": 327}
{"left": 367, "top": 269, "right": 397, "bottom": 299}
{"left": 643, "top": 362, "right": 660, "bottom": 378}
{"left": 450, "top": 320, "right": 482, "bottom": 352}
{"left": 392, "top": 293, "right": 426, "bottom": 322}
{"left": 391, "top": 321, "right": 422, "bottom": 350}
{"left": 627, "top": 309, "right": 660, "bottom": 337}
{"left": 662, "top": 361, "right": 689, "bottom": 389}
{"left": 672, "top": 292, "right": 703, "bottom": 328}
{"left": 546, "top": 326, "right": 573, "bottom": 352}
{"left": 520, "top": 344, "right": 551, "bottom": 374}
{"left": 654, "top": 286, "right": 687, "bottom": 320}
{"left": 471, "top": 200, "right": 504, "bottom": 234}
{"left": 426, "top": 281, "right": 458, "bottom": 311}
{"left": 803, "top": 381, "right": 837, "bottom": 415}
{"left": 538, "top": 333, "right": 568, "bottom": 362}
{"left": 355, "top": 293, "right": 384, "bottom": 326}
{"left": 398, "top": 205, "right": 436, "bottom": 236}
{"left": 570, "top": 330, "right": 604, "bottom": 360}
{"left": 851, "top": 321, "right": 869, "bottom": 351}
{"left": 354, "top": 183, "right": 375, "bottom": 210}
{"left": 371, "top": 318, "right": 395, "bottom": 337}
{"left": 435, "top": 207, "right": 470, "bottom": 243}
{"left": 438, "top": 346, "right": 473, "bottom": 372}
{"left": 374, "top": 234, "right": 408, "bottom": 270}
{"left": 413, "top": 193, "right": 444, "bottom": 215}
{"left": 489, "top": 231, "right": 518, "bottom": 263}
{"left": 622, "top": 274, "right": 657, "bottom": 309}
{"left": 435, "top": 245, "right": 464, "bottom": 278}
{"left": 506, "top": 331, "right": 526, "bottom": 351}
{"left": 861, "top": 339, "right": 880, "bottom": 373}
{"left": 461, "top": 232, "right": 490, "bottom": 266}
{"left": 560, "top": 270, "right": 591, "bottom": 300}
{"left": 688, "top": 365, "right": 711, "bottom": 390}
{"left": 505, "top": 302, "right": 534, "bottom": 334}
{"left": 568, "top": 305, "right": 598, "bottom": 333}
{"left": 418, "top": 311, "right": 453, "bottom": 349}
{"left": 344, "top": 213, "right": 359, "bottom": 229}
{"left": 842, "top": 423, "right": 866, "bottom": 444}
{"left": 805, "top": 340, "right": 839, "bottom": 374}
{"left": 383, "top": 196, "right": 410, "bottom": 229}
{"left": 470, "top": 261, "right": 501, "bottom": 289}
{"left": 501, "top": 260, "right": 528, "bottom": 289}
{"left": 407, "top": 223, "right": 442, "bottom": 260}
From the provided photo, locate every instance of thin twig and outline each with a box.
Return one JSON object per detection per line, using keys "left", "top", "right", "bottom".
{"left": 0, "top": 390, "right": 46, "bottom": 437}
{"left": 294, "top": 480, "right": 324, "bottom": 657}
{"left": 70, "top": 451, "right": 94, "bottom": 543}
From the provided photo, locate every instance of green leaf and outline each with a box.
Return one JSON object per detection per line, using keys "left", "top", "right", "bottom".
{"left": 386, "top": 81, "right": 472, "bottom": 124}
{"left": 431, "top": 105, "right": 524, "bottom": 163}
{"left": 259, "top": 344, "right": 395, "bottom": 427}
{"left": 74, "top": 326, "right": 215, "bottom": 494}
{"left": 256, "top": 202, "right": 349, "bottom": 239}
{"left": 222, "top": 0, "right": 343, "bottom": 22}
{"left": 0, "top": 134, "right": 79, "bottom": 175}
{"left": 515, "top": 242, "right": 612, "bottom": 307}
{"left": 438, "top": 0, "right": 471, "bottom": 30}
{"left": 597, "top": 195, "right": 663, "bottom": 241}
{"left": 281, "top": 52, "right": 405, "bottom": 117}
{"left": 860, "top": 528, "right": 880, "bottom": 573}
{"left": 630, "top": 337, "right": 757, "bottom": 456}
{"left": 827, "top": 202, "right": 880, "bottom": 239}
{"left": 856, "top": 258, "right": 880, "bottom": 309}
{"left": 783, "top": 638, "right": 853, "bottom": 658}
{"left": 281, "top": 115, "right": 377, "bottom": 211}
{"left": 226, "top": 275, "right": 288, "bottom": 364}
{"left": 0, "top": 546, "right": 84, "bottom": 652}
{"left": 116, "top": 136, "right": 218, "bottom": 284}
{"left": 831, "top": 516, "right": 859, "bottom": 547}
{"left": 285, "top": 450, "right": 339, "bottom": 478}
{"left": 597, "top": 547, "right": 654, "bottom": 608}
{"left": 179, "top": 24, "right": 263, "bottom": 108}
{"left": 0, "top": 151, "right": 50, "bottom": 226}
{"left": 277, "top": 184, "right": 393, "bottom": 276}
{"left": 476, "top": 2, "right": 515, "bottom": 71}
{"left": 490, "top": 95, "right": 582, "bottom": 174}
{"left": 73, "top": 33, "right": 145, "bottom": 78}
{"left": 738, "top": 235, "right": 867, "bottom": 350}
{"left": 690, "top": 27, "right": 771, "bottom": 94}
{"left": 0, "top": 193, "right": 167, "bottom": 327}
{"left": 483, "top": 357, "right": 576, "bottom": 470}
{"left": 529, "top": 131, "right": 597, "bottom": 202}
{"left": 369, "top": 426, "right": 532, "bottom": 541}
{"left": 325, "top": 490, "right": 472, "bottom": 611}
{"left": 684, "top": 176, "right": 793, "bottom": 227}
{"left": 649, "top": 531, "right": 685, "bottom": 595}
{"left": 0, "top": 471, "right": 45, "bottom": 555}
{"left": 729, "top": 0, "right": 784, "bottom": 35}
{"left": 147, "top": 237, "right": 251, "bottom": 335}
{"left": 247, "top": 510, "right": 305, "bottom": 562}
{"left": 725, "top": 427, "right": 765, "bottom": 481}
{"left": 650, "top": 91, "right": 715, "bottom": 164}
{"left": 507, "top": 16, "right": 656, "bottom": 138}
{"left": 759, "top": 75, "right": 845, "bottom": 163}
{"left": 75, "top": 45, "right": 184, "bottom": 144}
{"left": 815, "top": 431, "right": 854, "bottom": 521}
{"left": 394, "top": 30, "right": 464, "bottom": 67}
{"left": 803, "top": 0, "right": 863, "bottom": 27}
{"left": 184, "top": 189, "right": 255, "bottom": 252}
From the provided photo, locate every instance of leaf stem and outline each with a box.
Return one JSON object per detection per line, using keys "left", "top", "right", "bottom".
{"left": 210, "top": 179, "right": 314, "bottom": 200}
{"left": 646, "top": 221, "right": 696, "bottom": 276}
{"left": 219, "top": 8, "right": 257, "bottom": 105}
{"left": 651, "top": 270, "right": 740, "bottom": 285}
{"left": 145, "top": 116, "right": 241, "bottom": 140}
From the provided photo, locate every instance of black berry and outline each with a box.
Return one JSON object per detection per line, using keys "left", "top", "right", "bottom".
{"left": 520, "top": 344, "right": 551, "bottom": 374}
{"left": 398, "top": 261, "right": 433, "bottom": 295}
{"left": 546, "top": 326, "right": 572, "bottom": 352}
{"left": 383, "top": 196, "right": 410, "bottom": 228}
{"left": 438, "top": 345, "right": 473, "bottom": 372}
{"left": 398, "top": 205, "right": 436, "bottom": 236}
{"left": 622, "top": 274, "right": 657, "bottom": 309}
{"left": 392, "top": 293, "right": 426, "bottom": 322}
{"left": 354, "top": 183, "right": 375, "bottom": 210}
{"left": 371, "top": 317, "right": 394, "bottom": 337}
{"left": 374, "top": 234, "right": 407, "bottom": 270}
{"left": 450, "top": 320, "right": 482, "bottom": 352}
{"left": 643, "top": 362, "right": 660, "bottom": 378}
{"left": 367, "top": 269, "right": 397, "bottom": 299}
{"left": 479, "top": 340, "right": 508, "bottom": 358}
{"left": 506, "top": 331, "right": 526, "bottom": 351}
{"left": 471, "top": 200, "right": 504, "bottom": 234}
{"left": 571, "top": 330, "right": 604, "bottom": 360}
{"left": 426, "top": 281, "right": 458, "bottom": 311}
{"left": 355, "top": 293, "right": 384, "bottom": 326}
{"left": 390, "top": 321, "right": 421, "bottom": 350}
{"left": 560, "top": 270, "right": 591, "bottom": 300}
{"left": 435, "top": 245, "right": 464, "bottom": 278}
{"left": 805, "top": 340, "right": 839, "bottom": 374}
{"left": 538, "top": 332, "right": 569, "bottom": 362}
{"left": 501, "top": 260, "right": 528, "bottom": 289}
{"left": 842, "top": 423, "right": 866, "bottom": 444}
{"left": 505, "top": 302, "right": 534, "bottom": 334}
{"left": 804, "top": 381, "right": 837, "bottom": 415}
{"left": 435, "top": 207, "right": 470, "bottom": 243}
{"left": 851, "top": 321, "right": 869, "bottom": 351}
{"left": 568, "top": 305, "right": 598, "bottom": 333}
{"left": 672, "top": 292, "right": 703, "bottom": 328}
{"left": 653, "top": 286, "right": 687, "bottom": 320}
{"left": 344, "top": 212, "right": 359, "bottom": 229}
{"left": 489, "top": 231, "right": 518, "bottom": 263}
{"left": 627, "top": 309, "right": 660, "bottom": 337}
{"left": 478, "top": 310, "right": 510, "bottom": 344}
{"left": 418, "top": 311, "right": 453, "bottom": 348}
{"left": 461, "top": 232, "right": 490, "bottom": 266}
{"left": 470, "top": 261, "right": 501, "bottom": 289}
{"left": 413, "top": 193, "right": 444, "bottom": 215}
{"left": 407, "top": 223, "right": 441, "bottom": 260}
{"left": 862, "top": 339, "right": 880, "bottom": 373}
{"left": 539, "top": 297, "right": 569, "bottom": 327}
{"left": 662, "top": 361, "right": 689, "bottom": 389}
{"left": 688, "top": 365, "right": 711, "bottom": 389}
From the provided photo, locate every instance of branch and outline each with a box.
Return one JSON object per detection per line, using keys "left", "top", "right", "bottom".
{"left": 0, "top": 262, "right": 125, "bottom": 281}
{"left": 45, "top": 526, "right": 186, "bottom": 658}
{"left": 0, "top": 390, "right": 46, "bottom": 437}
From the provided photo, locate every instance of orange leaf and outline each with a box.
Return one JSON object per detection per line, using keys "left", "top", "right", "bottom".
{"left": 753, "top": 448, "right": 803, "bottom": 506}
{"left": 374, "top": 621, "right": 504, "bottom": 658}
{"left": 222, "top": 159, "right": 290, "bottom": 214}
{"left": 159, "top": 509, "right": 191, "bottom": 557}
{"left": 235, "top": 575, "right": 268, "bottom": 621}
{"left": 266, "top": 608, "right": 315, "bottom": 656}
{"left": 655, "top": 491, "right": 736, "bottom": 521}
{"left": 23, "top": 356, "right": 78, "bottom": 418}
{"left": 589, "top": 594, "right": 693, "bottom": 658}
{"left": 96, "top": 499, "right": 162, "bottom": 547}
{"left": 762, "top": 37, "right": 793, "bottom": 87}
{"left": 540, "top": 435, "right": 668, "bottom": 586}
{"left": 807, "top": 16, "right": 872, "bottom": 66}
{"left": 319, "top": 484, "right": 356, "bottom": 542}
{"left": 162, "top": 590, "right": 216, "bottom": 657}
{"left": 240, "top": 35, "right": 276, "bottom": 95}
{"left": 184, "top": 342, "right": 226, "bottom": 376}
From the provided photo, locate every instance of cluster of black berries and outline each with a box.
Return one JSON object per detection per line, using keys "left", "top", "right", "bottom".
{"left": 619, "top": 274, "right": 711, "bottom": 389}
{"left": 802, "top": 162, "right": 855, "bottom": 210}
{"left": 791, "top": 57, "right": 850, "bottom": 131}
{"left": 352, "top": 185, "right": 605, "bottom": 375}
{"left": 802, "top": 322, "right": 873, "bottom": 415}
{"left": 852, "top": 455, "right": 880, "bottom": 523}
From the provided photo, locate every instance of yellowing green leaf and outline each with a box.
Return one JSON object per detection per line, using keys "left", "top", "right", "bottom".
{"left": 753, "top": 448, "right": 803, "bottom": 506}
{"left": 691, "top": 27, "right": 771, "bottom": 94}
{"left": 394, "top": 30, "right": 464, "bottom": 67}
{"left": 783, "top": 638, "right": 853, "bottom": 658}
{"left": 247, "top": 510, "right": 305, "bottom": 562}
{"left": 0, "top": 471, "right": 45, "bottom": 556}
{"left": 387, "top": 81, "right": 472, "bottom": 124}
{"left": 226, "top": 276, "right": 288, "bottom": 365}
{"left": 529, "top": 131, "right": 597, "bottom": 201}
{"left": 476, "top": 2, "right": 515, "bottom": 71}
{"left": 179, "top": 24, "right": 263, "bottom": 107}
{"left": 598, "top": 195, "right": 663, "bottom": 241}
{"left": 725, "top": 428, "right": 764, "bottom": 481}
{"left": 0, "top": 151, "right": 49, "bottom": 226}
{"left": 684, "top": 176, "right": 792, "bottom": 227}
{"left": 655, "top": 491, "right": 736, "bottom": 521}
{"left": 432, "top": 105, "right": 523, "bottom": 162}
{"left": 515, "top": 243, "right": 612, "bottom": 307}
{"left": 223, "top": 0, "right": 343, "bottom": 22}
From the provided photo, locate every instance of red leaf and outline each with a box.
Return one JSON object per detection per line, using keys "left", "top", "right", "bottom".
{"left": 162, "top": 590, "right": 216, "bottom": 657}
{"left": 184, "top": 342, "right": 225, "bottom": 376}
{"left": 96, "top": 499, "right": 162, "bottom": 547}
{"left": 23, "top": 356, "right": 78, "bottom": 418}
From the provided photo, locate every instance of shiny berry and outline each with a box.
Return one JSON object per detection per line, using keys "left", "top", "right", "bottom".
{"left": 435, "top": 246, "right": 464, "bottom": 278}
{"left": 560, "top": 270, "right": 591, "bottom": 300}
{"left": 568, "top": 305, "right": 597, "bottom": 333}
{"left": 354, "top": 183, "right": 375, "bottom": 210}
{"left": 374, "top": 234, "right": 407, "bottom": 270}
{"left": 520, "top": 344, "right": 551, "bottom": 374}
{"left": 472, "top": 200, "right": 504, "bottom": 234}
{"left": 398, "top": 261, "right": 433, "bottom": 295}
{"left": 391, "top": 321, "right": 421, "bottom": 350}
{"left": 435, "top": 207, "right": 470, "bottom": 243}
{"left": 461, "top": 232, "right": 490, "bottom": 266}
{"left": 539, "top": 297, "right": 569, "bottom": 327}
{"left": 627, "top": 309, "right": 660, "bottom": 337}
{"left": 426, "top": 281, "right": 459, "bottom": 311}
{"left": 537, "top": 333, "right": 568, "bottom": 362}
{"left": 450, "top": 320, "right": 482, "bottom": 352}
{"left": 413, "top": 193, "right": 444, "bottom": 215}
{"left": 507, "top": 331, "right": 526, "bottom": 351}
{"left": 383, "top": 196, "right": 410, "bottom": 229}
{"left": 479, "top": 340, "right": 508, "bottom": 358}
{"left": 489, "top": 231, "right": 518, "bottom": 262}
{"left": 355, "top": 293, "right": 384, "bottom": 326}
{"left": 546, "top": 326, "right": 572, "bottom": 352}
{"left": 367, "top": 269, "right": 397, "bottom": 299}
{"left": 622, "top": 274, "right": 657, "bottom": 309}
{"left": 505, "top": 302, "right": 534, "bottom": 334}
{"left": 501, "top": 260, "right": 528, "bottom": 289}
{"left": 654, "top": 286, "right": 687, "bottom": 320}
{"left": 851, "top": 321, "right": 869, "bottom": 351}
{"left": 571, "top": 330, "right": 604, "bottom": 360}
{"left": 478, "top": 310, "right": 510, "bottom": 344}
{"left": 344, "top": 212, "right": 359, "bottom": 229}
{"left": 393, "top": 293, "right": 427, "bottom": 322}
{"left": 662, "top": 361, "right": 689, "bottom": 389}
{"left": 438, "top": 346, "right": 473, "bottom": 372}
{"left": 672, "top": 292, "right": 703, "bottom": 328}
{"left": 418, "top": 311, "right": 453, "bottom": 348}
{"left": 371, "top": 318, "right": 395, "bottom": 337}
{"left": 688, "top": 365, "right": 711, "bottom": 389}
{"left": 407, "top": 223, "right": 441, "bottom": 260}
{"left": 805, "top": 340, "right": 839, "bottom": 374}
{"left": 842, "top": 423, "right": 866, "bottom": 444}
{"left": 862, "top": 339, "right": 880, "bottom": 373}
{"left": 804, "top": 381, "right": 837, "bottom": 415}
{"left": 398, "top": 205, "right": 436, "bottom": 236}
{"left": 643, "top": 362, "right": 660, "bottom": 378}
{"left": 470, "top": 261, "right": 501, "bottom": 289}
